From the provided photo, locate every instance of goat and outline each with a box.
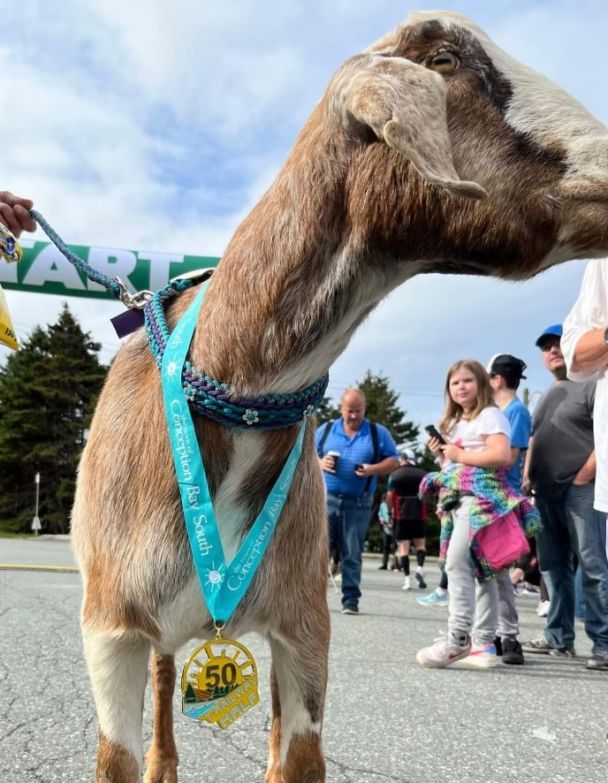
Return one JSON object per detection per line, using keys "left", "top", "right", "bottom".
{"left": 72, "top": 10, "right": 608, "bottom": 783}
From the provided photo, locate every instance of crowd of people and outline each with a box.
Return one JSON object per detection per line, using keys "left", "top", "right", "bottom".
{"left": 317, "top": 307, "right": 608, "bottom": 673}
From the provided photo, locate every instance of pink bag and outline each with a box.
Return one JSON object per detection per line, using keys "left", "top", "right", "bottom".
{"left": 475, "top": 511, "right": 530, "bottom": 571}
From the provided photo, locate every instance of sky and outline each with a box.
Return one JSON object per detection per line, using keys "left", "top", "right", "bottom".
{"left": 2, "top": 0, "right": 608, "bottom": 443}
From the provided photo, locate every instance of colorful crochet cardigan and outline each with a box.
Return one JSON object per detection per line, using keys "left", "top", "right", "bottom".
{"left": 419, "top": 465, "right": 541, "bottom": 582}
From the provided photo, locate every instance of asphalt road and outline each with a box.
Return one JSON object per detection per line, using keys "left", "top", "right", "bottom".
{"left": 1, "top": 537, "right": 607, "bottom": 783}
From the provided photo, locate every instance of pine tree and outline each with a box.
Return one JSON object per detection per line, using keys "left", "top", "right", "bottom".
{"left": 314, "top": 372, "right": 419, "bottom": 446}
{"left": 314, "top": 395, "right": 339, "bottom": 426}
{"left": 356, "top": 370, "right": 419, "bottom": 446}
{"left": 0, "top": 304, "right": 106, "bottom": 533}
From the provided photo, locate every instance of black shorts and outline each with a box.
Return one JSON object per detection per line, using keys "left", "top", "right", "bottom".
{"left": 395, "top": 517, "right": 426, "bottom": 541}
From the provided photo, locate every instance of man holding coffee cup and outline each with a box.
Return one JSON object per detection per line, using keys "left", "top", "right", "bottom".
{"left": 325, "top": 450, "right": 341, "bottom": 472}
{"left": 316, "top": 387, "right": 399, "bottom": 614}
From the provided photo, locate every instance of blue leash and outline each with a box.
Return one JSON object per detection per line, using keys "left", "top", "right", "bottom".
{"left": 30, "top": 209, "right": 152, "bottom": 308}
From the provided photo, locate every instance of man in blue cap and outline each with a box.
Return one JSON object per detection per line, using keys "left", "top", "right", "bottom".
{"left": 522, "top": 325, "right": 608, "bottom": 670}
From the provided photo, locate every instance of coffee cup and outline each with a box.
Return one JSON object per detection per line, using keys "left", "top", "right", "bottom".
{"left": 326, "top": 450, "right": 340, "bottom": 472}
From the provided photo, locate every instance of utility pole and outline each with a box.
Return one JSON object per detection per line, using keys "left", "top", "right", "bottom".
{"left": 31, "top": 472, "right": 41, "bottom": 535}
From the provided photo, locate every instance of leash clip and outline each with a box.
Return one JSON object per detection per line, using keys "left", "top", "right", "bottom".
{"left": 115, "top": 277, "right": 153, "bottom": 310}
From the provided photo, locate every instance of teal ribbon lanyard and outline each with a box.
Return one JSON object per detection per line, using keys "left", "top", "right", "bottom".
{"left": 161, "top": 283, "right": 307, "bottom": 626}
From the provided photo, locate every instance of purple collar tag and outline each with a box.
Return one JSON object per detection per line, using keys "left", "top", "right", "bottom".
{"left": 111, "top": 308, "right": 145, "bottom": 338}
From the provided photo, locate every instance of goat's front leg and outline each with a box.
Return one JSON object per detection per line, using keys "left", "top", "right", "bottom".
{"left": 82, "top": 627, "right": 151, "bottom": 783}
{"left": 265, "top": 664, "right": 282, "bottom": 782}
{"left": 144, "top": 653, "right": 178, "bottom": 783}
{"left": 266, "top": 603, "right": 330, "bottom": 783}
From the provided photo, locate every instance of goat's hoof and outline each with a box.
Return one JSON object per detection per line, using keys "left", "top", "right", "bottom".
{"left": 143, "top": 759, "right": 178, "bottom": 783}
{"left": 300, "top": 769, "right": 324, "bottom": 783}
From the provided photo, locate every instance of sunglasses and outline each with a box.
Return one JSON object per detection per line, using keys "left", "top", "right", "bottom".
{"left": 539, "top": 339, "right": 561, "bottom": 352}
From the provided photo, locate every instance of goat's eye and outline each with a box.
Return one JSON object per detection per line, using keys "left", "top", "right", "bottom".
{"left": 429, "top": 51, "right": 459, "bottom": 74}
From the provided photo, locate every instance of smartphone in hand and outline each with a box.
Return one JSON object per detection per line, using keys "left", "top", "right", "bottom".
{"left": 424, "top": 425, "right": 447, "bottom": 445}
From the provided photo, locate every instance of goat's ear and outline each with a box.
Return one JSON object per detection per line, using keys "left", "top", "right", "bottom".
{"left": 338, "top": 56, "right": 487, "bottom": 200}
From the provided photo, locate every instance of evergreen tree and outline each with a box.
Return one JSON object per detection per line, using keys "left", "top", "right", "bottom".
{"left": 419, "top": 447, "right": 440, "bottom": 473}
{"left": 357, "top": 370, "right": 419, "bottom": 445}
{"left": 314, "top": 372, "right": 419, "bottom": 445}
{"left": 314, "top": 395, "right": 339, "bottom": 426}
{"left": 0, "top": 304, "right": 106, "bottom": 533}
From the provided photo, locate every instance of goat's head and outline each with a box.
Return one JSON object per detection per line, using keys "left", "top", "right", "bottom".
{"left": 323, "top": 10, "right": 608, "bottom": 280}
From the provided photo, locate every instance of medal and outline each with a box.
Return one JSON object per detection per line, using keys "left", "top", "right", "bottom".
{"left": 181, "top": 628, "right": 259, "bottom": 728}
{"left": 162, "top": 284, "right": 303, "bottom": 729}
{"left": 0, "top": 222, "right": 23, "bottom": 263}
{"left": 0, "top": 223, "right": 22, "bottom": 350}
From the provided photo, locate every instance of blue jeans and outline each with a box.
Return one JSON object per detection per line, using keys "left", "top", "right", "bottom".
{"left": 327, "top": 493, "right": 374, "bottom": 608}
{"left": 575, "top": 562, "right": 586, "bottom": 621}
{"left": 536, "top": 483, "right": 608, "bottom": 653}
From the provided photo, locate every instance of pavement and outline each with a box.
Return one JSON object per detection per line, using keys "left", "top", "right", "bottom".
{"left": 0, "top": 534, "right": 76, "bottom": 571}
{"left": 1, "top": 537, "right": 607, "bottom": 783}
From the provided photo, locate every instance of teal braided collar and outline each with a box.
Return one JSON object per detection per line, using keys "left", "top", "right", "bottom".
{"left": 144, "top": 279, "right": 328, "bottom": 430}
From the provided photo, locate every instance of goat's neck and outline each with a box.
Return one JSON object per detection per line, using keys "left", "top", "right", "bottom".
{"left": 192, "top": 119, "right": 406, "bottom": 397}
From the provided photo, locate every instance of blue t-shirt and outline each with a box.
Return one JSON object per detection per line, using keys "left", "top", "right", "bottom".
{"left": 315, "top": 419, "right": 398, "bottom": 496}
{"left": 503, "top": 397, "right": 532, "bottom": 492}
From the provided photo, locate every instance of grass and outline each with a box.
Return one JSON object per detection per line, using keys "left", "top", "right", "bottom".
{"left": 0, "top": 530, "right": 34, "bottom": 539}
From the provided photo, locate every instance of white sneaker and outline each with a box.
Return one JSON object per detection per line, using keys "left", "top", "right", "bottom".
{"left": 417, "top": 634, "right": 471, "bottom": 668}
{"left": 537, "top": 600, "right": 550, "bottom": 617}
{"left": 453, "top": 642, "right": 499, "bottom": 669}
{"left": 402, "top": 576, "right": 411, "bottom": 591}
{"left": 522, "top": 585, "right": 540, "bottom": 597}
{"left": 417, "top": 588, "right": 449, "bottom": 607}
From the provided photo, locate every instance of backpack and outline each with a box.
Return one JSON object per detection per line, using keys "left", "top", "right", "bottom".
{"left": 317, "top": 419, "right": 379, "bottom": 494}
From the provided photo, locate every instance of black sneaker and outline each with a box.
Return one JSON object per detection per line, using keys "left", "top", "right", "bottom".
{"left": 501, "top": 638, "right": 524, "bottom": 665}
{"left": 377, "top": 565, "right": 388, "bottom": 570}
{"left": 493, "top": 636, "right": 503, "bottom": 656}
{"left": 342, "top": 604, "right": 359, "bottom": 615}
{"left": 415, "top": 572, "right": 427, "bottom": 589}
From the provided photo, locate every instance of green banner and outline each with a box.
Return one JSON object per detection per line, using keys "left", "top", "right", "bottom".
{"left": 0, "top": 239, "right": 221, "bottom": 300}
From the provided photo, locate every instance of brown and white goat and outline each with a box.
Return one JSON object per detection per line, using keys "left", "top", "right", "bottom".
{"left": 72, "top": 10, "right": 608, "bottom": 783}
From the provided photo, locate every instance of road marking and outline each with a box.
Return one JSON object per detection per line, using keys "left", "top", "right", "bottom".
{"left": 0, "top": 563, "right": 79, "bottom": 573}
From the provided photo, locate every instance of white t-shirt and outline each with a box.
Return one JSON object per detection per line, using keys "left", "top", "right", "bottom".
{"left": 444, "top": 406, "right": 511, "bottom": 469}
{"left": 562, "top": 260, "right": 608, "bottom": 512}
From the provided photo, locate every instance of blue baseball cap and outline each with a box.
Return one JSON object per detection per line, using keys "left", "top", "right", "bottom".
{"left": 535, "top": 324, "right": 563, "bottom": 348}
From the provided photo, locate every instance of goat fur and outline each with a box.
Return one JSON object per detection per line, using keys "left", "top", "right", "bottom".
{"left": 72, "top": 11, "right": 608, "bottom": 783}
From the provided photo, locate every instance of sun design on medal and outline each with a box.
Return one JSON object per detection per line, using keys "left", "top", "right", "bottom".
{"left": 166, "top": 360, "right": 178, "bottom": 377}
{"left": 182, "top": 638, "right": 258, "bottom": 706}
{"left": 205, "top": 565, "right": 224, "bottom": 591}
